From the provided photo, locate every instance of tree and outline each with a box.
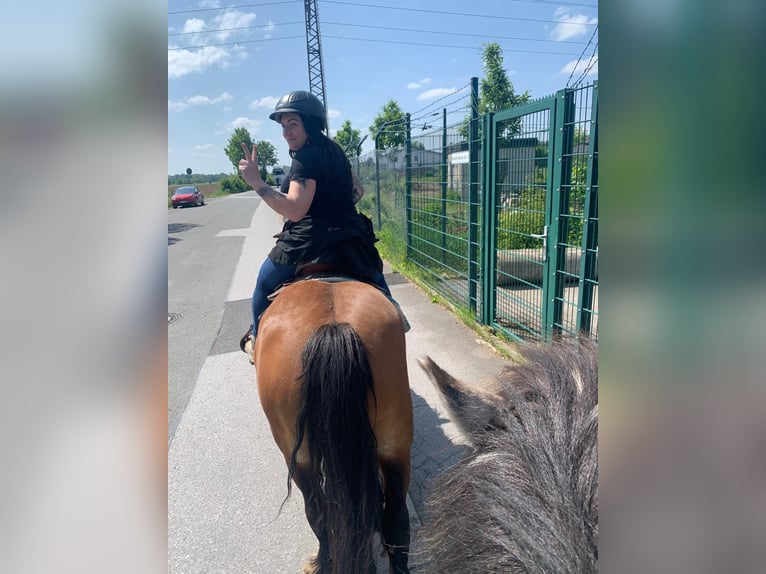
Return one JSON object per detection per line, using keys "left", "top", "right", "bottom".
{"left": 370, "top": 100, "right": 407, "bottom": 150}
{"left": 334, "top": 119, "right": 363, "bottom": 158}
{"left": 224, "top": 127, "right": 253, "bottom": 173}
{"left": 252, "top": 140, "right": 278, "bottom": 181}
{"left": 460, "top": 42, "right": 531, "bottom": 140}
{"left": 480, "top": 42, "right": 530, "bottom": 115}
{"left": 224, "top": 127, "right": 279, "bottom": 181}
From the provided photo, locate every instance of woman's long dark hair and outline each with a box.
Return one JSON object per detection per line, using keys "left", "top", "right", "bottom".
{"left": 289, "top": 115, "right": 352, "bottom": 174}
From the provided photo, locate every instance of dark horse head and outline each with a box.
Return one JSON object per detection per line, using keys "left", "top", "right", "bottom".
{"left": 418, "top": 340, "right": 598, "bottom": 574}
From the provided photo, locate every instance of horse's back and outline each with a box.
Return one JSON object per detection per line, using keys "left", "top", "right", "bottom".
{"left": 256, "top": 279, "right": 405, "bottom": 363}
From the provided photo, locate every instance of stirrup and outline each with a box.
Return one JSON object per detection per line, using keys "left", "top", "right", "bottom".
{"left": 240, "top": 325, "right": 255, "bottom": 364}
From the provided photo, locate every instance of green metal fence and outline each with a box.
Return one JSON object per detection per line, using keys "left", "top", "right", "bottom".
{"left": 357, "top": 80, "right": 598, "bottom": 342}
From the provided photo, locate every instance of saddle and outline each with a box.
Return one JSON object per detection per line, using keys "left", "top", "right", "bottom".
{"left": 266, "top": 262, "right": 375, "bottom": 302}
{"left": 269, "top": 262, "right": 411, "bottom": 332}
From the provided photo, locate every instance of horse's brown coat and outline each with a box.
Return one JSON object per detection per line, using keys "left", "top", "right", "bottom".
{"left": 254, "top": 280, "right": 413, "bottom": 573}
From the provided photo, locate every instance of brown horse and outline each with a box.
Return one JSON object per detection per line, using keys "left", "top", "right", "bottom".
{"left": 253, "top": 279, "right": 413, "bottom": 574}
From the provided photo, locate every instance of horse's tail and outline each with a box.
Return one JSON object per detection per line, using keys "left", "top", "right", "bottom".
{"left": 288, "top": 322, "right": 382, "bottom": 574}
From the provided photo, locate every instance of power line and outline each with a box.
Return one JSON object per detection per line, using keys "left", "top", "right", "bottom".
{"left": 320, "top": 1, "right": 597, "bottom": 26}
{"left": 168, "top": 21, "right": 303, "bottom": 37}
{"left": 571, "top": 44, "right": 598, "bottom": 88}
{"left": 528, "top": 0, "right": 597, "bottom": 5}
{"left": 169, "top": 19, "right": 591, "bottom": 46}
{"left": 168, "top": 1, "right": 598, "bottom": 27}
{"left": 324, "top": 35, "right": 581, "bottom": 56}
{"left": 410, "top": 85, "right": 471, "bottom": 117}
{"left": 169, "top": 33, "right": 582, "bottom": 55}
{"left": 566, "top": 24, "right": 597, "bottom": 87}
{"left": 168, "top": 35, "right": 304, "bottom": 51}
{"left": 327, "top": 21, "right": 590, "bottom": 45}
{"left": 168, "top": 1, "right": 299, "bottom": 16}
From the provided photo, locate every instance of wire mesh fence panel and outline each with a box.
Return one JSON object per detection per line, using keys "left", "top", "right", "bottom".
{"left": 551, "top": 83, "right": 598, "bottom": 341}
{"left": 356, "top": 81, "right": 597, "bottom": 344}
{"left": 407, "top": 118, "right": 474, "bottom": 308}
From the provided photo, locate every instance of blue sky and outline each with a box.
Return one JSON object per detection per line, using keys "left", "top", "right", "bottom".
{"left": 168, "top": 0, "right": 598, "bottom": 175}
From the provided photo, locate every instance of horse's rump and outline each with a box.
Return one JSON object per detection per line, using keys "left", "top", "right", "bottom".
{"left": 253, "top": 279, "right": 413, "bottom": 574}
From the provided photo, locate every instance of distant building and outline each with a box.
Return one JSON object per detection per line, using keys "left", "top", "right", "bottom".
{"left": 375, "top": 148, "right": 441, "bottom": 170}
{"left": 446, "top": 137, "right": 540, "bottom": 201}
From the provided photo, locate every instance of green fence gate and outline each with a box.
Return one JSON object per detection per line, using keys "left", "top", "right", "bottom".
{"left": 483, "top": 83, "right": 598, "bottom": 341}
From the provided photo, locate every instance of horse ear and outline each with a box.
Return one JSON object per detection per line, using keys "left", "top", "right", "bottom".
{"left": 418, "top": 356, "right": 503, "bottom": 444}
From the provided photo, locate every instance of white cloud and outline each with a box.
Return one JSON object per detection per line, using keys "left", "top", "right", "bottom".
{"left": 218, "top": 116, "right": 264, "bottom": 134}
{"left": 170, "top": 10, "right": 256, "bottom": 69}
{"left": 327, "top": 108, "right": 341, "bottom": 119}
{"left": 200, "top": 0, "right": 222, "bottom": 8}
{"left": 250, "top": 96, "right": 279, "bottom": 109}
{"left": 550, "top": 9, "right": 597, "bottom": 41}
{"left": 417, "top": 87, "right": 457, "bottom": 101}
{"left": 168, "top": 46, "right": 232, "bottom": 78}
{"left": 560, "top": 55, "right": 598, "bottom": 78}
{"left": 182, "top": 18, "right": 206, "bottom": 34}
{"left": 168, "top": 92, "right": 233, "bottom": 112}
{"left": 192, "top": 144, "right": 217, "bottom": 156}
{"left": 407, "top": 77, "right": 432, "bottom": 89}
{"left": 212, "top": 10, "right": 257, "bottom": 42}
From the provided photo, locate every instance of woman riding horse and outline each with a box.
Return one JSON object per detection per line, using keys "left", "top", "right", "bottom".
{"left": 237, "top": 90, "right": 396, "bottom": 364}
{"left": 240, "top": 91, "right": 413, "bottom": 573}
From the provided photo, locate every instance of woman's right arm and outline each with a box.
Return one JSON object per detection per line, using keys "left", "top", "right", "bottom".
{"left": 239, "top": 142, "right": 315, "bottom": 221}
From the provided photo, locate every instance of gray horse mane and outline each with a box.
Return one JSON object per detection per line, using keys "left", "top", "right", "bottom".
{"left": 418, "top": 341, "right": 598, "bottom": 574}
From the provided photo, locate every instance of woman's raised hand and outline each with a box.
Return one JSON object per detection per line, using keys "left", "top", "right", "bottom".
{"left": 238, "top": 142, "right": 262, "bottom": 186}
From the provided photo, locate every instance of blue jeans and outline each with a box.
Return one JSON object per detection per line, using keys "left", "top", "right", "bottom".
{"left": 250, "top": 258, "right": 393, "bottom": 338}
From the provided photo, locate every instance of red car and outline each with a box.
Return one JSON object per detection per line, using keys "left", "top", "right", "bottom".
{"left": 171, "top": 186, "right": 205, "bottom": 208}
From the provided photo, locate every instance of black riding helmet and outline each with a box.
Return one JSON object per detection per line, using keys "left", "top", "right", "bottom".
{"left": 269, "top": 90, "right": 326, "bottom": 132}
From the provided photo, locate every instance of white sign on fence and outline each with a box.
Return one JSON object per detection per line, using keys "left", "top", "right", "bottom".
{"left": 450, "top": 151, "right": 469, "bottom": 164}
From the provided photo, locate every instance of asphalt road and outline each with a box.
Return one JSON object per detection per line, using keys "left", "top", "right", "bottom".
{"left": 168, "top": 190, "right": 512, "bottom": 572}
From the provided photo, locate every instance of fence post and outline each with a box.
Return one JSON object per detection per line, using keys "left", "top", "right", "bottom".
{"left": 481, "top": 111, "right": 495, "bottom": 326}
{"left": 441, "top": 108, "right": 448, "bottom": 254}
{"left": 577, "top": 82, "right": 598, "bottom": 335}
{"left": 468, "top": 77, "right": 479, "bottom": 315}
{"left": 374, "top": 146, "right": 382, "bottom": 231}
{"left": 545, "top": 88, "right": 576, "bottom": 338}
{"left": 405, "top": 113, "right": 412, "bottom": 259}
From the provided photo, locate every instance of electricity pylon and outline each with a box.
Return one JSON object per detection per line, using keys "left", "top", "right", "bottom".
{"left": 304, "top": 0, "right": 328, "bottom": 131}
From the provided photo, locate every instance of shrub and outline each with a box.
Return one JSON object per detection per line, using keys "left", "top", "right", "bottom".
{"left": 220, "top": 175, "right": 249, "bottom": 194}
{"left": 497, "top": 188, "right": 546, "bottom": 250}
